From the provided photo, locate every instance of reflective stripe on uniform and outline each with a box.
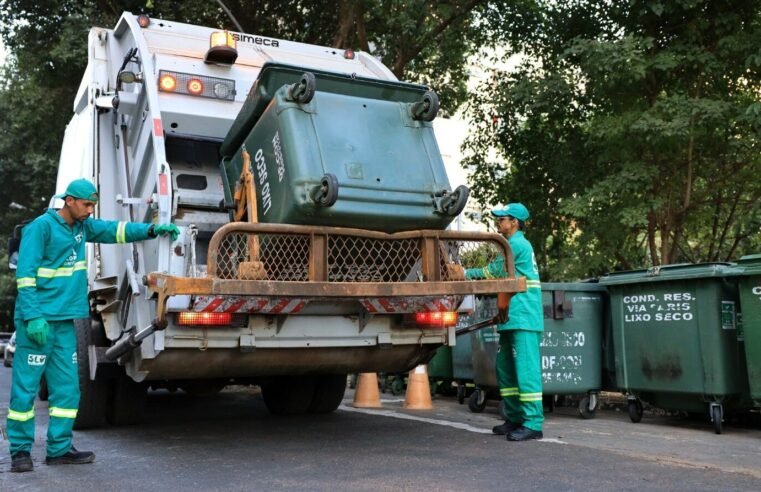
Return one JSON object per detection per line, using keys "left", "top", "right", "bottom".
{"left": 481, "top": 266, "right": 495, "bottom": 279}
{"left": 37, "top": 261, "right": 86, "bottom": 278}
{"left": 16, "top": 277, "right": 36, "bottom": 289}
{"left": 8, "top": 408, "right": 35, "bottom": 422}
{"left": 49, "top": 407, "right": 78, "bottom": 419}
{"left": 519, "top": 392, "right": 543, "bottom": 402}
{"left": 500, "top": 387, "right": 519, "bottom": 397}
{"left": 116, "top": 221, "right": 127, "bottom": 243}
{"left": 526, "top": 280, "right": 541, "bottom": 289}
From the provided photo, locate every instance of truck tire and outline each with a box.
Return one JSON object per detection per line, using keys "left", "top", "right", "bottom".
{"left": 73, "top": 318, "right": 109, "bottom": 430}
{"left": 107, "top": 371, "right": 148, "bottom": 426}
{"left": 308, "top": 374, "right": 347, "bottom": 414}
{"left": 261, "top": 377, "right": 315, "bottom": 416}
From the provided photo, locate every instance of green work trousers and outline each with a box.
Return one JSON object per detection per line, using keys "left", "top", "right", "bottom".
{"left": 496, "top": 330, "right": 544, "bottom": 431}
{"left": 7, "top": 319, "right": 80, "bottom": 458}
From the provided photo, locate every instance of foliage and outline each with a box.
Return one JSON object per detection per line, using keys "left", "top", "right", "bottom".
{"left": 463, "top": 0, "right": 761, "bottom": 280}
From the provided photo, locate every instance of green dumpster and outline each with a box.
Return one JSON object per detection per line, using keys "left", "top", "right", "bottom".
{"left": 426, "top": 345, "right": 454, "bottom": 395}
{"left": 600, "top": 263, "right": 750, "bottom": 433}
{"left": 219, "top": 63, "right": 468, "bottom": 232}
{"left": 728, "top": 254, "right": 761, "bottom": 407}
{"left": 467, "top": 283, "right": 606, "bottom": 419}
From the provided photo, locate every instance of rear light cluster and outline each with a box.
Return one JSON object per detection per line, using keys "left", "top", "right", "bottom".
{"left": 410, "top": 311, "right": 458, "bottom": 328}
{"left": 175, "top": 312, "right": 247, "bottom": 327}
{"left": 158, "top": 70, "right": 236, "bottom": 101}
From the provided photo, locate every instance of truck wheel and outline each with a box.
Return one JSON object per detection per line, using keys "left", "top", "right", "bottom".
{"left": 107, "top": 371, "right": 148, "bottom": 426}
{"left": 309, "top": 374, "right": 347, "bottom": 413}
{"left": 73, "top": 318, "right": 109, "bottom": 430}
{"left": 261, "top": 377, "right": 315, "bottom": 416}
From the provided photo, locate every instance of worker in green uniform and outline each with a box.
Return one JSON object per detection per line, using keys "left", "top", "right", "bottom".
{"left": 465, "top": 203, "right": 544, "bottom": 441}
{"left": 8, "top": 178, "right": 180, "bottom": 473}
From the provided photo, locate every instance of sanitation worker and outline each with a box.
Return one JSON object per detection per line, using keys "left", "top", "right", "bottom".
{"left": 8, "top": 178, "right": 180, "bottom": 472}
{"left": 465, "top": 203, "right": 544, "bottom": 441}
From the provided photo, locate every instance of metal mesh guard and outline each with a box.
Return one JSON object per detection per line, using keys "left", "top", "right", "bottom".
{"left": 212, "top": 231, "right": 506, "bottom": 282}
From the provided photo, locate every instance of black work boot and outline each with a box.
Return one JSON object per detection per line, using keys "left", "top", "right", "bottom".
{"left": 492, "top": 420, "right": 520, "bottom": 435}
{"left": 507, "top": 426, "right": 543, "bottom": 441}
{"left": 11, "top": 451, "right": 34, "bottom": 473}
{"left": 45, "top": 446, "right": 95, "bottom": 465}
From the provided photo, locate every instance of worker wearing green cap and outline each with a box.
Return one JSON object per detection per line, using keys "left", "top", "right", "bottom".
{"left": 464, "top": 202, "right": 544, "bottom": 441}
{"left": 8, "top": 178, "right": 180, "bottom": 473}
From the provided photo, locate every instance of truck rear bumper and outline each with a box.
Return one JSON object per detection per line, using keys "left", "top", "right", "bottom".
{"left": 139, "top": 344, "right": 437, "bottom": 380}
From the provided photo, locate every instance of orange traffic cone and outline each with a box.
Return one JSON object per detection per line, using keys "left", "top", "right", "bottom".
{"left": 352, "top": 372, "right": 382, "bottom": 408}
{"left": 404, "top": 365, "right": 433, "bottom": 410}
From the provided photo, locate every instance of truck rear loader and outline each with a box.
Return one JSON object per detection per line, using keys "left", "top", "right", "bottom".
{"left": 39, "top": 12, "right": 524, "bottom": 427}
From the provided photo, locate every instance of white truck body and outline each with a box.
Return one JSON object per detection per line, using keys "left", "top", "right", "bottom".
{"left": 54, "top": 13, "right": 521, "bottom": 424}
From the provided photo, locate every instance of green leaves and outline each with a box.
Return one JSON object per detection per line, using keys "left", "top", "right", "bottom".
{"left": 464, "top": 0, "right": 761, "bottom": 278}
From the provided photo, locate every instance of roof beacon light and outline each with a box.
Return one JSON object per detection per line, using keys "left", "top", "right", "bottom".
{"left": 205, "top": 31, "right": 238, "bottom": 65}
{"left": 343, "top": 49, "right": 355, "bottom": 60}
{"left": 137, "top": 14, "right": 150, "bottom": 28}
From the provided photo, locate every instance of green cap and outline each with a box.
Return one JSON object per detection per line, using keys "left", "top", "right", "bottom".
{"left": 491, "top": 203, "right": 529, "bottom": 221}
{"left": 54, "top": 178, "right": 99, "bottom": 202}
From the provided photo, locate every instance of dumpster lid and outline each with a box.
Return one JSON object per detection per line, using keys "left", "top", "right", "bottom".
{"left": 731, "top": 254, "right": 761, "bottom": 275}
{"left": 599, "top": 262, "right": 734, "bottom": 285}
{"left": 220, "top": 62, "right": 429, "bottom": 157}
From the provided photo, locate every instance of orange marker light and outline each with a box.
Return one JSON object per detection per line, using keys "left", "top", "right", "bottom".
{"left": 187, "top": 78, "right": 204, "bottom": 96}
{"left": 159, "top": 74, "right": 177, "bottom": 92}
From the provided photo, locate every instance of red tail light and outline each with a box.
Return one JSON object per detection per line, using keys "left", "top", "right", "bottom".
{"left": 176, "top": 312, "right": 232, "bottom": 326}
{"left": 414, "top": 311, "right": 458, "bottom": 327}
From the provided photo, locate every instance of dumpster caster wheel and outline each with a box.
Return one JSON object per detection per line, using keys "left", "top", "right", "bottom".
{"left": 390, "top": 377, "right": 404, "bottom": 396}
{"left": 289, "top": 71, "right": 316, "bottom": 103}
{"left": 711, "top": 404, "right": 723, "bottom": 435}
{"left": 312, "top": 173, "right": 339, "bottom": 207}
{"left": 440, "top": 185, "right": 470, "bottom": 217}
{"left": 628, "top": 399, "right": 643, "bottom": 423}
{"left": 456, "top": 385, "right": 466, "bottom": 404}
{"left": 468, "top": 389, "right": 487, "bottom": 413}
{"left": 578, "top": 394, "right": 598, "bottom": 419}
{"left": 411, "top": 90, "right": 440, "bottom": 121}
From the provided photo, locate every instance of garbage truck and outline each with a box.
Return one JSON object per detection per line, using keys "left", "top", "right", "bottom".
{"left": 28, "top": 12, "right": 525, "bottom": 427}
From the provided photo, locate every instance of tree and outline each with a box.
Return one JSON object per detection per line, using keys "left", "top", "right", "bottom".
{"left": 463, "top": 0, "right": 761, "bottom": 279}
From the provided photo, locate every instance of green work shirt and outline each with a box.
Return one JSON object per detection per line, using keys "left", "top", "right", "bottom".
{"left": 465, "top": 230, "right": 543, "bottom": 332}
{"left": 15, "top": 208, "right": 153, "bottom": 322}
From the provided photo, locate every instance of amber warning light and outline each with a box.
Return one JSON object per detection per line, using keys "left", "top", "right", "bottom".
{"left": 205, "top": 31, "right": 238, "bottom": 65}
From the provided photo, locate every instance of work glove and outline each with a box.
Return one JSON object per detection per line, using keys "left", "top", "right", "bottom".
{"left": 26, "top": 317, "right": 50, "bottom": 346}
{"left": 152, "top": 224, "right": 181, "bottom": 241}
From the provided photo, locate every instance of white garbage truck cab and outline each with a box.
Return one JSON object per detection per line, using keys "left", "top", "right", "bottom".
{"left": 56, "top": 12, "right": 524, "bottom": 427}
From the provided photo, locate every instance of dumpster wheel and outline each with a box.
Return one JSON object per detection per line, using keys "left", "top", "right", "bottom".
{"left": 468, "top": 389, "right": 487, "bottom": 413}
{"left": 627, "top": 398, "right": 643, "bottom": 423}
{"left": 710, "top": 403, "right": 723, "bottom": 435}
{"left": 578, "top": 393, "right": 598, "bottom": 419}
{"left": 289, "top": 71, "right": 316, "bottom": 104}
{"left": 456, "top": 385, "right": 466, "bottom": 404}
{"left": 312, "top": 173, "right": 339, "bottom": 207}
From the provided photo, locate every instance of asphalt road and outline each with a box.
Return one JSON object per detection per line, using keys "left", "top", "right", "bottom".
{"left": 1, "top": 367, "right": 760, "bottom": 491}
